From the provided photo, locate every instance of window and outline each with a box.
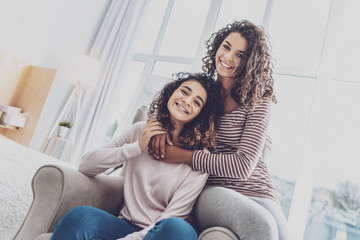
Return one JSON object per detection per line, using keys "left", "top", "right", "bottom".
{"left": 268, "top": 73, "right": 317, "bottom": 218}
{"left": 214, "top": 0, "right": 267, "bottom": 31}
{"left": 133, "top": 0, "right": 168, "bottom": 54}
{"left": 332, "top": 1, "right": 360, "bottom": 83}
{"left": 152, "top": 61, "right": 192, "bottom": 78}
{"left": 158, "top": 0, "right": 211, "bottom": 58}
{"left": 301, "top": 1, "right": 360, "bottom": 238}
{"left": 303, "top": 81, "right": 360, "bottom": 240}
{"left": 110, "top": 0, "right": 215, "bottom": 134}
{"left": 269, "top": 0, "right": 331, "bottom": 74}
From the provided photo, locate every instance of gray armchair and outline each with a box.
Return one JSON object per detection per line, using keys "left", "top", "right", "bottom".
{"left": 13, "top": 164, "right": 237, "bottom": 240}
{"left": 14, "top": 165, "right": 125, "bottom": 240}
{"left": 15, "top": 106, "right": 271, "bottom": 240}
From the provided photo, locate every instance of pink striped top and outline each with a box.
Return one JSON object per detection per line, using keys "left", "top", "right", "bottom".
{"left": 192, "top": 99, "right": 277, "bottom": 201}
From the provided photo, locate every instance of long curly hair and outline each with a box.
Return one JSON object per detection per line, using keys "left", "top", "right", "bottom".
{"left": 202, "top": 20, "right": 277, "bottom": 110}
{"left": 149, "top": 72, "right": 223, "bottom": 150}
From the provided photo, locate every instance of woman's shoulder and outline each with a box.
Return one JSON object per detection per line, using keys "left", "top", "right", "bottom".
{"left": 128, "top": 121, "right": 146, "bottom": 138}
{"left": 222, "top": 98, "right": 271, "bottom": 119}
{"left": 246, "top": 98, "right": 272, "bottom": 121}
{"left": 255, "top": 98, "right": 272, "bottom": 112}
{"left": 245, "top": 98, "right": 272, "bottom": 112}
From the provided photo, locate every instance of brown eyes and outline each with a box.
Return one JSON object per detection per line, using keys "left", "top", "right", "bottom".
{"left": 223, "top": 44, "right": 230, "bottom": 50}
{"left": 180, "top": 89, "right": 202, "bottom": 108}
{"left": 223, "top": 44, "right": 244, "bottom": 59}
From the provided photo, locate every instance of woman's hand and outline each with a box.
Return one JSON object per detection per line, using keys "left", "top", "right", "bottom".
{"left": 159, "top": 145, "right": 193, "bottom": 166}
{"left": 148, "top": 125, "right": 173, "bottom": 159}
{"left": 138, "top": 119, "right": 166, "bottom": 152}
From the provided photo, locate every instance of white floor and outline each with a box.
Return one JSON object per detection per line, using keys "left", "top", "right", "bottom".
{"left": 0, "top": 137, "right": 73, "bottom": 240}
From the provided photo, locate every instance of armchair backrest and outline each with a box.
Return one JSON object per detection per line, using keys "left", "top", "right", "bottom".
{"left": 132, "top": 105, "right": 149, "bottom": 124}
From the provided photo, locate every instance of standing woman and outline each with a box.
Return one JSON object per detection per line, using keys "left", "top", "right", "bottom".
{"left": 150, "top": 20, "right": 291, "bottom": 240}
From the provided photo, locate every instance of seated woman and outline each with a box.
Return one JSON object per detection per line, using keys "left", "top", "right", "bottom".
{"left": 50, "top": 72, "right": 222, "bottom": 240}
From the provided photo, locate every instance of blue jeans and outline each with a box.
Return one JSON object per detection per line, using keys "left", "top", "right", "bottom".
{"left": 51, "top": 206, "right": 197, "bottom": 240}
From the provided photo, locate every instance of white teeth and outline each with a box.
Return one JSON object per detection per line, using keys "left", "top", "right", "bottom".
{"left": 176, "top": 103, "right": 188, "bottom": 114}
{"left": 221, "top": 60, "right": 232, "bottom": 69}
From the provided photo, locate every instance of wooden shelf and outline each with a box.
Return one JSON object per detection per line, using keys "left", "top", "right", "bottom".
{"left": 45, "top": 134, "right": 74, "bottom": 163}
{"left": 52, "top": 135, "right": 71, "bottom": 143}
{"left": 0, "top": 123, "right": 16, "bottom": 130}
{"left": 0, "top": 63, "right": 57, "bottom": 146}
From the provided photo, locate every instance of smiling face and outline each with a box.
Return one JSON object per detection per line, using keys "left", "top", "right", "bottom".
{"left": 215, "top": 32, "right": 248, "bottom": 81}
{"left": 167, "top": 80, "right": 207, "bottom": 127}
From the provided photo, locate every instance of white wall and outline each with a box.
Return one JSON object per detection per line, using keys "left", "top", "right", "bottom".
{"left": 0, "top": 0, "right": 110, "bottom": 151}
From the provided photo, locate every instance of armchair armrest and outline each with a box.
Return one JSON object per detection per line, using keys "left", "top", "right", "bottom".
{"left": 199, "top": 227, "right": 237, "bottom": 240}
{"left": 14, "top": 164, "right": 125, "bottom": 240}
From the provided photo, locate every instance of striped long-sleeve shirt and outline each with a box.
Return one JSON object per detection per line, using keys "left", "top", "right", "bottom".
{"left": 192, "top": 99, "right": 277, "bottom": 201}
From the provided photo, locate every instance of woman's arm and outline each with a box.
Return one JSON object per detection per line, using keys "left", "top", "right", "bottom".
{"left": 160, "top": 100, "right": 272, "bottom": 179}
{"left": 79, "top": 120, "right": 165, "bottom": 177}
{"left": 162, "top": 145, "right": 193, "bottom": 165}
{"left": 148, "top": 132, "right": 173, "bottom": 159}
{"left": 78, "top": 123, "right": 142, "bottom": 177}
{"left": 192, "top": 99, "right": 272, "bottom": 179}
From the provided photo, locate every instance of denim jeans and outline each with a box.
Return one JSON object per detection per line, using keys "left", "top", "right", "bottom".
{"left": 51, "top": 206, "right": 197, "bottom": 240}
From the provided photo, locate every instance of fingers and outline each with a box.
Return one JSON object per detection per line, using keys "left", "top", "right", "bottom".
{"left": 145, "top": 118, "right": 163, "bottom": 128}
{"left": 165, "top": 132, "right": 173, "bottom": 146}
{"left": 143, "top": 123, "right": 165, "bottom": 136}
{"left": 154, "top": 133, "right": 161, "bottom": 159}
{"left": 148, "top": 137, "right": 153, "bottom": 154}
{"left": 139, "top": 128, "right": 165, "bottom": 152}
{"left": 144, "top": 119, "right": 169, "bottom": 159}
{"left": 150, "top": 135, "right": 156, "bottom": 155}
{"left": 159, "top": 134, "right": 166, "bottom": 159}
{"left": 143, "top": 121, "right": 164, "bottom": 136}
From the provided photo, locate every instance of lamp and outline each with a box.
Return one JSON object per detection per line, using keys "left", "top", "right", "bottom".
{"left": 41, "top": 55, "right": 100, "bottom": 163}
{"left": 71, "top": 55, "right": 100, "bottom": 88}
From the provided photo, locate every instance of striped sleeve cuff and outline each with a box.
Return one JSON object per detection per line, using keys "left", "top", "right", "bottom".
{"left": 192, "top": 150, "right": 204, "bottom": 172}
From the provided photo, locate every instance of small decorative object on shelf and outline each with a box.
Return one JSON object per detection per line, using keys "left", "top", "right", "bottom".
{"left": 0, "top": 104, "right": 28, "bottom": 128}
{"left": 58, "top": 120, "right": 73, "bottom": 138}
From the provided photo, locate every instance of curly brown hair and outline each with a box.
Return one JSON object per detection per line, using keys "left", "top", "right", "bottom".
{"left": 202, "top": 20, "right": 277, "bottom": 110}
{"left": 148, "top": 72, "right": 223, "bottom": 150}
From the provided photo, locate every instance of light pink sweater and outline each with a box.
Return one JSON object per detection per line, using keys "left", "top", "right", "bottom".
{"left": 79, "top": 121, "right": 208, "bottom": 240}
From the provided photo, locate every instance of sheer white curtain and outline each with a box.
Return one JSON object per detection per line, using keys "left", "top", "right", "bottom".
{"left": 73, "top": 0, "right": 148, "bottom": 163}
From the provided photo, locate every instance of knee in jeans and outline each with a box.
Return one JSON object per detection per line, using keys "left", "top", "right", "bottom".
{"left": 53, "top": 206, "right": 112, "bottom": 240}
{"left": 59, "top": 206, "right": 98, "bottom": 228}
{"left": 158, "top": 218, "right": 197, "bottom": 238}
{"left": 159, "top": 218, "right": 189, "bottom": 230}
{"left": 65, "top": 206, "right": 92, "bottom": 218}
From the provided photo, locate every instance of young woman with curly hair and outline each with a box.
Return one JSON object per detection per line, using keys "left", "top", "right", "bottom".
{"left": 50, "top": 72, "right": 222, "bottom": 240}
{"left": 148, "top": 72, "right": 221, "bottom": 151}
{"left": 150, "top": 20, "right": 291, "bottom": 240}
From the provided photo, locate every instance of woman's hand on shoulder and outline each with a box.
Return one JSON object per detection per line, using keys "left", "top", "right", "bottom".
{"left": 148, "top": 120, "right": 173, "bottom": 159}
{"left": 160, "top": 145, "right": 193, "bottom": 166}
{"left": 138, "top": 119, "right": 166, "bottom": 152}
